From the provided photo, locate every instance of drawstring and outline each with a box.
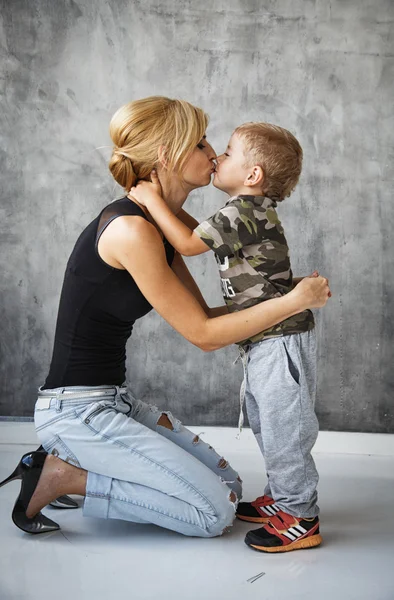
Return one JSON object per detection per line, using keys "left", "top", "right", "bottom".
{"left": 233, "top": 345, "right": 250, "bottom": 439}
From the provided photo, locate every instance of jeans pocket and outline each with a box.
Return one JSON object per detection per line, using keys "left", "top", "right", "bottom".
{"left": 43, "top": 434, "right": 81, "bottom": 468}
{"left": 280, "top": 339, "right": 301, "bottom": 388}
{"left": 83, "top": 404, "right": 108, "bottom": 424}
{"left": 79, "top": 400, "right": 118, "bottom": 423}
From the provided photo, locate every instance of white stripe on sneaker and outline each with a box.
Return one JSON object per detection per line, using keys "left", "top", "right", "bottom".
{"left": 293, "top": 525, "right": 307, "bottom": 535}
{"left": 288, "top": 527, "right": 303, "bottom": 538}
{"left": 265, "top": 506, "right": 277, "bottom": 516}
{"left": 283, "top": 531, "right": 297, "bottom": 541}
{"left": 260, "top": 506, "right": 275, "bottom": 516}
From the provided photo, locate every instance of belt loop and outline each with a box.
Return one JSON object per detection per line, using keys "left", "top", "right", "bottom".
{"left": 55, "top": 388, "right": 65, "bottom": 412}
{"left": 116, "top": 385, "right": 127, "bottom": 398}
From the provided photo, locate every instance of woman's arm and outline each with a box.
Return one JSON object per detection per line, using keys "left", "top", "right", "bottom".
{"left": 294, "top": 274, "right": 331, "bottom": 296}
{"left": 103, "top": 216, "right": 330, "bottom": 352}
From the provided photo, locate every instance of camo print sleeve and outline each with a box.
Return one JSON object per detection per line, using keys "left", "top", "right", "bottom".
{"left": 194, "top": 196, "right": 262, "bottom": 259}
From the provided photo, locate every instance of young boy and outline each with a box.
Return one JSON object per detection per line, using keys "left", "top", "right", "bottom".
{"left": 131, "top": 122, "right": 323, "bottom": 554}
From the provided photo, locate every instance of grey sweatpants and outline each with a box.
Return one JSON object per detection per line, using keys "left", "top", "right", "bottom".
{"left": 243, "top": 329, "right": 319, "bottom": 518}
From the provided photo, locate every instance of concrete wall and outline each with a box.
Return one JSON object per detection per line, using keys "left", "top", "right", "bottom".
{"left": 1, "top": 0, "right": 393, "bottom": 432}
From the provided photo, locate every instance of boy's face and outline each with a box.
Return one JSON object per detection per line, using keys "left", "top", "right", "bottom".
{"left": 213, "top": 133, "right": 251, "bottom": 196}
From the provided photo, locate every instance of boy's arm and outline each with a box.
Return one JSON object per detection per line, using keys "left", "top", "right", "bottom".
{"left": 147, "top": 193, "right": 210, "bottom": 256}
{"left": 130, "top": 178, "right": 210, "bottom": 257}
{"left": 177, "top": 209, "right": 200, "bottom": 231}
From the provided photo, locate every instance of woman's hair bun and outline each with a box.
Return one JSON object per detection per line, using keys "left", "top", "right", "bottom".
{"left": 109, "top": 147, "right": 137, "bottom": 191}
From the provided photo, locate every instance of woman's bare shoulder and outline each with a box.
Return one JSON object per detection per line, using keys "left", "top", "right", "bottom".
{"left": 98, "top": 214, "right": 162, "bottom": 269}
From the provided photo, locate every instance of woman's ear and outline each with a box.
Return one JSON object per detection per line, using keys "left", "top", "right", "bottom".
{"left": 244, "top": 165, "right": 264, "bottom": 188}
{"left": 158, "top": 145, "right": 169, "bottom": 169}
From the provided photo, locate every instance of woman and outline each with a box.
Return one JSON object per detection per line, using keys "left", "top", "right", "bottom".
{"left": 0, "top": 97, "right": 330, "bottom": 538}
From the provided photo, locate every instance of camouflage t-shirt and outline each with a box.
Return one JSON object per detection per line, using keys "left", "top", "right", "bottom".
{"left": 195, "top": 195, "right": 314, "bottom": 346}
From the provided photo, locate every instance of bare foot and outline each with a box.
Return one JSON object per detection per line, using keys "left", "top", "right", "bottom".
{"left": 26, "top": 454, "right": 87, "bottom": 518}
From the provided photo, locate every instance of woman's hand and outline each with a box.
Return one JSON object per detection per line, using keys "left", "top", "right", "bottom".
{"left": 130, "top": 169, "right": 162, "bottom": 207}
{"left": 293, "top": 273, "right": 331, "bottom": 309}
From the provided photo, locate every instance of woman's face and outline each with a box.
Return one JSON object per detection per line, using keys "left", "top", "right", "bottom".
{"left": 181, "top": 136, "right": 217, "bottom": 189}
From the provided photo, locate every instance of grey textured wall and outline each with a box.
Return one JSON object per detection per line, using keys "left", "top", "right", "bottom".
{"left": 0, "top": 0, "right": 393, "bottom": 432}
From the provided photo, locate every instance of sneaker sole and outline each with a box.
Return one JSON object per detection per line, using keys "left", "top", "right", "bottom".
{"left": 249, "top": 533, "right": 323, "bottom": 553}
{"left": 236, "top": 514, "right": 270, "bottom": 524}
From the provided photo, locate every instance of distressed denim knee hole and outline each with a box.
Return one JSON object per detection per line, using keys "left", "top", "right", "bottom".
{"left": 157, "top": 413, "right": 173, "bottom": 430}
{"left": 218, "top": 457, "right": 229, "bottom": 469}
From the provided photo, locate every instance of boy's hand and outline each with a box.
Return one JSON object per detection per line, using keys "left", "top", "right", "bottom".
{"left": 130, "top": 169, "right": 163, "bottom": 207}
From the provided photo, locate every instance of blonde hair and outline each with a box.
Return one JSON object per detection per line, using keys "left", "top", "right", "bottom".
{"left": 234, "top": 122, "right": 303, "bottom": 201}
{"left": 109, "top": 96, "right": 209, "bottom": 191}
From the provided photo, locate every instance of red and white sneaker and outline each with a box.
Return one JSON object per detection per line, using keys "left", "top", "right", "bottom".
{"left": 245, "top": 510, "right": 322, "bottom": 553}
{"left": 236, "top": 495, "right": 281, "bottom": 523}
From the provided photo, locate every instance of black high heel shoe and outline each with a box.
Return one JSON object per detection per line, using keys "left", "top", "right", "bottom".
{"left": 0, "top": 451, "right": 60, "bottom": 534}
{"left": 37, "top": 446, "right": 78, "bottom": 509}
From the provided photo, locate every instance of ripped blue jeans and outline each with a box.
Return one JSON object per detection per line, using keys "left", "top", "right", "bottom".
{"left": 34, "top": 385, "right": 242, "bottom": 537}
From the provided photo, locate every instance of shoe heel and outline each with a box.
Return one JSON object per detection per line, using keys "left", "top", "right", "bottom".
{"left": 0, "top": 465, "right": 22, "bottom": 488}
{"left": 49, "top": 495, "right": 79, "bottom": 509}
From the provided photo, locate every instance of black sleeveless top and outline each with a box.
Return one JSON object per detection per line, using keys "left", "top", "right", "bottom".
{"left": 43, "top": 197, "right": 175, "bottom": 389}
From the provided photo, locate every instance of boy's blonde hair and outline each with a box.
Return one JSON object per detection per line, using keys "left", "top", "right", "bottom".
{"left": 109, "top": 96, "right": 209, "bottom": 191}
{"left": 234, "top": 122, "right": 303, "bottom": 202}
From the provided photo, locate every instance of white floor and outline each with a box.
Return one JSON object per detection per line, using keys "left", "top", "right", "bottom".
{"left": 0, "top": 426, "right": 394, "bottom": 600}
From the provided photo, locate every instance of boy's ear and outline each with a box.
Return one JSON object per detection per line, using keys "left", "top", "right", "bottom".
{"left": 158, "top": 145, "right": 169, "bottom": 169}
{"left": 244, "top": 165, "right": 264, "bottom": 188}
